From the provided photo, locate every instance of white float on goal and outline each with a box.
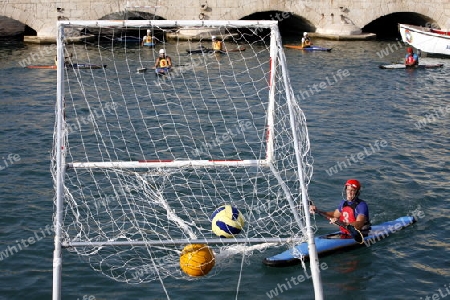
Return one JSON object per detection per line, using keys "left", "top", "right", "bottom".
{"left": 52, "top": 20, "right": 323, "bottom": 300}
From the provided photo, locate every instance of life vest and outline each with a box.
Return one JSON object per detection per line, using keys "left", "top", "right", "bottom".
{"left": 304, "top": 38, "right": 311, "bottom": 46}
{"left": 339, "top": 201, "right": 357, "bottom": 235}
{"left": 212, "top": 41, "right": 222, "bottom": 51}
{"left": 158, "top": 58, "right": 168, "bottom": 68}
{"left": 406, "top": 54, "right": 415, "bottom": 65}
{"left": 339, "top": 199, "right": 370, "bottom": 235}
{"left": 145, "top": 36, "right": 152, "bottom": 43}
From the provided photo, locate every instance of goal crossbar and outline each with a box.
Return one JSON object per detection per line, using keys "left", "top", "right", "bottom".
{"left": 62, "top": 237, "right": 304, "bottom": 248}
{"left": 57, "top": 19, "right": 278, "bottom": 29}
{"left": 68, "top": 159, "right": 268, "bottom": 169}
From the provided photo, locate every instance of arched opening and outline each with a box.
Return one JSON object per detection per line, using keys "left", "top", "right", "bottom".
{"left": 100, "top": 11, "right": 165, "bottom": 21}
{"left": 363, "top": 12, "right": 436, "bottom": 40}
{"left": 23, "top": 25, "right": 37, "bottom": 37}
{"left": 80, "top": 11, "right": 167, "bottom": 41}
{"left": 0, "top": 16, "right": 32, "bottom": 39}
{"left": 240, "top": 11, "right": 314, "bottom": 39}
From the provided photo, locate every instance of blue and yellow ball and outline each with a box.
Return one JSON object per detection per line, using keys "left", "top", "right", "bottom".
{"left": 210, "top": 205, "right": 245, "bottom": 238}
{"left": 180, "top": 244, "right": 215, "bottom": 277}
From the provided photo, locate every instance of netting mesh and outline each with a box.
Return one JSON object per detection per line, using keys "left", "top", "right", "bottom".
{"left": 52, "top": 20, "right": 315, "bottom": 285}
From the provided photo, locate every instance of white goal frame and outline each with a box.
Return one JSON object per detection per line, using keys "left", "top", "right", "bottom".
{"left": 53, "top": 19, "right": 323, "bottom": 300}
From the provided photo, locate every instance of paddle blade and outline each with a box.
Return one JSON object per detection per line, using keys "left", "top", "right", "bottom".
{"left": 346, "top": 225, "right": 364, "bottom": 244}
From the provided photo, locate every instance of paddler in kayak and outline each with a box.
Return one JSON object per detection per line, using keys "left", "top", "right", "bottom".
{"left": 301, "top": 32, "right": 312, "bottom": 48}
{"left": 211, "top": 35, "right": 225, "bottom": 52}
{"left": 154, "top": 49, "right": 172, "bottom": 72}
{"left": 142, "top": 29, "right": 155, "bottom": 46}
{"left": 54, "top": 53, "right": 72, "bottom": 67}
{"left": 310, "top": 179, "right": 371, "bottom": 236}
{"left": 404, "top": 47, "right": 419, "bottom": 67}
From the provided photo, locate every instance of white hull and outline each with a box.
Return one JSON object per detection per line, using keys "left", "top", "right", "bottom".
{"left": 399, "top": 24, "right": 450, "bottom": 56}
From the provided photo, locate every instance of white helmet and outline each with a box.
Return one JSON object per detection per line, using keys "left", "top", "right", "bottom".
{"left": 159, "top": 49, "right": 165, "bottom": 55}
{"left": 303, "top": 32, "right": 308, "bottom": 37}
{"left": 147, "top": 29, "right": 151, "bottom": 33}
{"left": 212, "top": 35, "right": 216, "bottom": 40}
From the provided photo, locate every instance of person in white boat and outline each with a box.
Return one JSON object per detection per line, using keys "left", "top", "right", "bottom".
{"left": 309, "top": 179, "right": 371, "bottom": 236}
{"left": 142, "top": 29, "right": 154, "bottom": 46}
{"left": 404, "top": 47, "right": 419, "bottom": 67}
{"left": 211, "top": 36, "right": 224, "bottom": 52}
{"left": 301, "top": 32, "right": 312, "bottom": 48}
{"left": 154, "top": 49, "right": 172, "bottom": 69}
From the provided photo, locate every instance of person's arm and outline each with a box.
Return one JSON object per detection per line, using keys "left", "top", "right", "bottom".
{"left": 327, "top": 209, "right": 341, "bottom": 221}
{"left": 348, "top": 214, "right": 367, "bottom": 230}
{"left": 347, "top": 202, "right": 369, "bottom": 230}
{"left": 309, "top": 205, "right": 340, "bottom": 219}
{"left": 167, "top": 56, "right": 172, "bottom": 67}
{"left": 154, "top": 58, "right": 159, "bottom": 68}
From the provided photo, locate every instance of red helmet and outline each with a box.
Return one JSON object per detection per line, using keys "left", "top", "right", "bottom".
{"left": 407, "top": 47, "right": 413, "bottom": 53}
{"left": 345, "top": 179, "right": 361, "bottom": 190}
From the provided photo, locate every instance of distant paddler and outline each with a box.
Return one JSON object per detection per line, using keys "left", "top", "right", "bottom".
{"left": 54, "top": 53, "right": 72, "bottom": 66}
{"left": 142, "top": 29, "right": 154, "bottom": 46}
{"left": 211, "top": 36, "right": 225, "bottom": 52}
{"left": 154, "top": 48, "right": 172, "bottom": 75}
{"left": 301, "top": 32, "right": 312, "bottom": 48}
{"left": 404, "top": 47, "right": 419, "bottom": 67}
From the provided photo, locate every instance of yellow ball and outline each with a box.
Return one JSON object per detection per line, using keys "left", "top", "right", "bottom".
{"left": 211, "top": 205, "right": 245, "bottom": 238}
{"left": 180, "top": 244, "right": 215, "bottom": 277}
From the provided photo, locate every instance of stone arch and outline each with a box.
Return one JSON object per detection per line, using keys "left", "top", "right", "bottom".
{"left": 362, "top": 12, "right": 437, "bottom": 39}
{"left": 240, "top": 11, "right": 315, "bottom": 37}
{"left": 79, "top": 11, "right": 168, "bottom": 40}
{"left": 0, "top": 13, "right": 41, "bottom": 38}
{"left": 99, "top": 11, "right": 166, "bottom": 21}
{"left": 2, "top": 3, "right": 52, "bottom": 37}
{"left": 0, "top": 16, "right": 26, "bottom": 37}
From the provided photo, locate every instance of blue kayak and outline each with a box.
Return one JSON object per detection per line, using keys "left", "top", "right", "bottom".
{"left": 155, "top": 67, "right": 171, "bottom": 76}
{"left": 263, "top": 216, "right": 416, "bottom": 267}
{"left": 143, "top": 42, "right": 155, "bottom": 47}
{"left": 114, "top": 36, "right": 141, "bottom": 43}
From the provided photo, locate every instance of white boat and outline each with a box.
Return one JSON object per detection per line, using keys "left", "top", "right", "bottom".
{"left": 399, "top": 24, "right": 450, "bottom": 56}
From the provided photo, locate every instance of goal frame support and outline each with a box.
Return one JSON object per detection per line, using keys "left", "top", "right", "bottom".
{"left": 52, "top": 24, "right": 66, "bottom": 300}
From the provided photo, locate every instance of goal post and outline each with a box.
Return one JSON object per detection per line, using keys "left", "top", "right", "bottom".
{"left": 52, "top": 19, "right": 323, "bottom": 299}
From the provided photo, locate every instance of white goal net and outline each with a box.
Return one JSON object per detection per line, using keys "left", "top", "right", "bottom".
{"left": 52, "top": 20, "right": 320, "bottom": 299}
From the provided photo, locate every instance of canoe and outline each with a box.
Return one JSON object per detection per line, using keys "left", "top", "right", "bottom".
{"left": 26, "top": 64, "right": 107, "bottom": 69}
{"left": 263, "top": 216, "right": 416, "bottom": 267}
{"left": 379, "top": 63, "right": 444, "bottom": 69}
{"left": 186, "top": 46, "right": 245, "bottom": 54}
{"left": 284, "top": 45, "right": 332, "bottom": 52}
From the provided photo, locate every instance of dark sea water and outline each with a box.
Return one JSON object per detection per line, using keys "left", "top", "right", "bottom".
{"left": 0, "top": 37, "right": 449, "bottom": 300}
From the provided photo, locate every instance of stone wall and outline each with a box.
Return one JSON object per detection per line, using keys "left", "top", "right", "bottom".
{"left": 0, "top": 0, "right": 449, "bottom": 40}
